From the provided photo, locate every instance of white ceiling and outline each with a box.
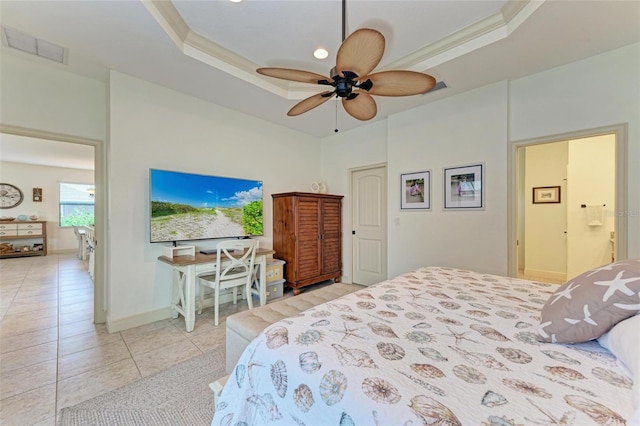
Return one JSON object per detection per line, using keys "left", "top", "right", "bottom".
{"left": 1, "top": 0, "right": 639, "bottom": 168}
{"left": 0, "top": 134, "right": 95, "bottom": 170}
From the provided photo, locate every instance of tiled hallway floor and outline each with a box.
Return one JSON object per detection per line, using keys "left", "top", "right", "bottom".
{"left": 0, "top": 253, "right": 247, "bottom": 425}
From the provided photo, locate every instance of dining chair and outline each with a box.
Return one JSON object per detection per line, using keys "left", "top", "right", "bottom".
{"left": 197, "top": 239, "right": 258, "bottom": 326}
{"left": 72, "top": 226, "right": 86, "bottom": 260}
{"left": 86, "top": 227, "right": 96, "bottom": 280}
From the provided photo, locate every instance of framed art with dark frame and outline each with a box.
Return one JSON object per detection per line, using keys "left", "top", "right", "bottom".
{"left": 33, "top": 187, "right": 42, "bottom": 202}
{"left": 533, "top": 186, "right": 561, "bottom": 204}
{"left": 444, "top": 163, "right": 484, "bottom": 210}
{"left": 401, "top": 170, "right": 431, "bottom": 210}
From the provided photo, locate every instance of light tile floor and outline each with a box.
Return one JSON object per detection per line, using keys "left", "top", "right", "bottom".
{"left": 0, "top": 253, "right": 253, "bottom": 425}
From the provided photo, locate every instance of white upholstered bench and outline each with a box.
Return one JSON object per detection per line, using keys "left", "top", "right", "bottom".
{"left": 211, "top": 282, "right": 362, "bottom": 405}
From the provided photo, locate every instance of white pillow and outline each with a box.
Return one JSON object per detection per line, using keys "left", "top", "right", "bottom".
{"left": 597, "top": 314, "right": 640, "bottom": 425}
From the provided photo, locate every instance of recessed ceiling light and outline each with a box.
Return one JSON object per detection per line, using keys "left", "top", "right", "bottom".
{"left": 229, "top": 0, "right": 243, "bottom": 3}
{"left": 314, "top": 48, "right": 329, "bottom": 60}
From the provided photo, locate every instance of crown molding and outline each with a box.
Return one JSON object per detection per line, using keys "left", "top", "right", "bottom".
{"left": 384, "top": 0, "right": 545, "bottom": 72}
{"left": 142, "top": 0, "right": 543, "bottom": 99}
{"left": 0, "top": 124, "right": 103, "bottom": 145}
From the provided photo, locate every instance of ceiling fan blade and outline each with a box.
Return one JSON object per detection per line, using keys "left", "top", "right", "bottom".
{"left": 363, "top": 71, "right": 436, "bottom": 96}
{"left": 288, "top": 92, "right": 334, "bottom": 116}
{"left": 342, "top": 92, "right": 377, "bottom": 121}
{"left": 257, "top": 68, "right": 330, "bottom": 84}
{"left": 336, "top": 28, "right": 385, "bottom": 78}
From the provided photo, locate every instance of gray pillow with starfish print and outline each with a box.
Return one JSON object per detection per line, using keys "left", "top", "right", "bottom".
{"left": 537, "top": 259, "right": 640, "bottom": 343}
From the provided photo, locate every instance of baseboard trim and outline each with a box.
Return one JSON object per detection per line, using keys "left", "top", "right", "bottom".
{"left": 523, "top": 268, "right": 566, "bottom": 282}
{"left": 107, "top": 307, "right": 174, "bottom": 333}
{"left": 106, "top": 291, "right": 243, "bottom": 333}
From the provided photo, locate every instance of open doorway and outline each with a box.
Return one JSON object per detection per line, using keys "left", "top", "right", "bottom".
{"left": 508, "top": 124, "right": 628, "bottom": 281}
{"left": 0, "top": 125, "right": 106, "bottom": 323}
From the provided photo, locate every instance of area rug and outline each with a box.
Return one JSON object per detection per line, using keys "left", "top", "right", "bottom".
{"left": 58, "top": 346, "right": 226, "bottom": 426}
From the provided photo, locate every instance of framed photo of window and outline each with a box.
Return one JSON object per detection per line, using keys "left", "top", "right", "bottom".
{"left": 401, "top": 170, "right": 431, "bottom": 210}
{"left": 444, "top": 163, "right": 484, "bottom": 210}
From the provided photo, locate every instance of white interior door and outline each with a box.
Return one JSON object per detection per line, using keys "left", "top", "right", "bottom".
{"left": 351, "top": 165, "right": 387, "bottom": 285}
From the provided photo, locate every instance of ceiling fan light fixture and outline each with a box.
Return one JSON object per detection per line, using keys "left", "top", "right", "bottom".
{"left": 313, "top": 48, "right": 329, "bottom": 60}
{"left": 255, "top": 1, "right": 436, "bottom": 122}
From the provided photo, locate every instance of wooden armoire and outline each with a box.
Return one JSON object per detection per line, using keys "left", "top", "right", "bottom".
{"left": 272, "top": 192, "right": 343, "bottom": 295}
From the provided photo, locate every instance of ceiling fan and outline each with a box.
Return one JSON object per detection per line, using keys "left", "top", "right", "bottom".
{"left": 256, "top": 2, "right": 436, "bottom": 122}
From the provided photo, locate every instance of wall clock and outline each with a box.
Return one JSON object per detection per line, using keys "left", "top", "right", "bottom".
{"left": 0, "top": 183, "right": 24, "bottom": 209}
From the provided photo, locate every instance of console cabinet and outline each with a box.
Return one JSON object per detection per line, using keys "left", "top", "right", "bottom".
{"left": 0, "top": 221, "right": 48, "bottom": 258}
{"left": 272, "top": 192, "right": 343, "bottom": 295}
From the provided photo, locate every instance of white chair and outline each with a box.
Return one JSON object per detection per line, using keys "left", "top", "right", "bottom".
{"left": 72, "top": 226, "right": 86, "bottom": 260}
{"left": 198, "top": 239, "right": 257, "bottom": 326}
{"left": 86, "top": 227, "right": 96, "bottom": 280}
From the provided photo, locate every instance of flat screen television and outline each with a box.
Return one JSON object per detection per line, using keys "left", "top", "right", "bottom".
{"left": 149, "top": 168, "right": 263, "bottom": 243}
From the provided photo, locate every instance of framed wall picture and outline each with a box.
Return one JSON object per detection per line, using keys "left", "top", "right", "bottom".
{"left": 401, "top": 170, "right": 431, "bottom": 210}
{"left": 533, "top": 186, "right": 561, "bottom": 204}
{"left": 33, "top": 187, "right": 43, "bottom": 202}
{"left": 444, "top": 163, "right": 484, "bottom": 210}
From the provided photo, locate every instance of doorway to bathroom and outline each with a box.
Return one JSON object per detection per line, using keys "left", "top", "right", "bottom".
{"left": 511, "top": 125, "right": 627, "bottom": 283}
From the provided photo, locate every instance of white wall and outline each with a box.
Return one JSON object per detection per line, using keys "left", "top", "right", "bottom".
{"left": 322, "top": 82, "right": 510, "bottom": 279}
{"left": 320, "top": 120, "right": 389, "bottom": 283}
{"left": 510, "top": 42, "right": 640, "bottom": 260}
{"left": 0, "top": 162, "right": 94, "bottom": 252}
{"left": 1, "top": 52, "right": 106, "bottom": 321}
{"left": 0, "top": 52, "right": 106, "bottom": 140}
{"left": 567, "top": 135, "right": 616, "bottom": 278}
{"left": 322, "top": 43, "right": 639, "bottom": 283}
{"left": 386, "top": 82, "right": 509, "bottom": 277}
{"left": 107, "top": 71, "right": 322, "bottom": 328}
{"left": 524, "top": 142, "right": 568, "bottom": 278}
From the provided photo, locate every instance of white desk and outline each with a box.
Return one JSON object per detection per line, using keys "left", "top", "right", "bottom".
{"left": 158, "top": 248, "right": 274, "bottom": 332}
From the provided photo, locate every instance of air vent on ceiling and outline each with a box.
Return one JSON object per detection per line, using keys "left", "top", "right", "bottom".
{"left": 3, "top": 27, "right": 66, "bottom": 64}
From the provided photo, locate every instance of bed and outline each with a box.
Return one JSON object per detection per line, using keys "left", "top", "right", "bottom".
{"left": 213, "top": 266, "right": 638, "bottom": 425}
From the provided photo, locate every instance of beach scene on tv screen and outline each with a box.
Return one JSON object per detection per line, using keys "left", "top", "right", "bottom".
{"left": 150, "top": 170, "right": 263, "bottom": 242}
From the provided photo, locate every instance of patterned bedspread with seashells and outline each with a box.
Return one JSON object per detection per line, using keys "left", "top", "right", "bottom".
{"left": 212, "top": 267, "right": 634, "bottom": 425}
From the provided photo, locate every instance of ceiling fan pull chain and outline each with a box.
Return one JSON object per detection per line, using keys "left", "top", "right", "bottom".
{"left": 342, "top": 0, "right": 346, "bottom": 42}
{"left": 334, "top": 100, "right": 339, "bottom": 133}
